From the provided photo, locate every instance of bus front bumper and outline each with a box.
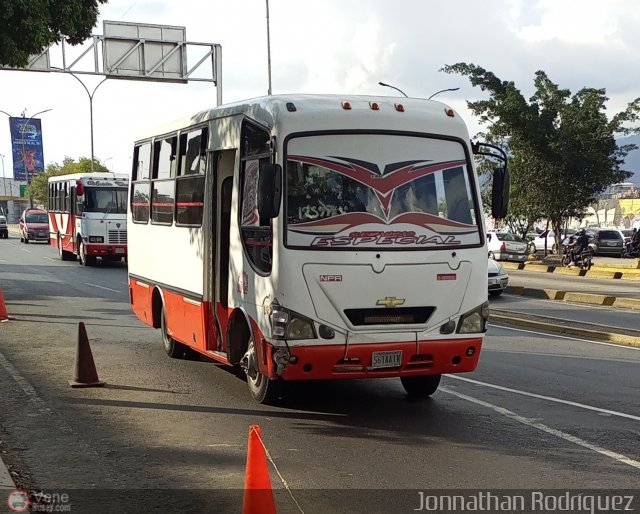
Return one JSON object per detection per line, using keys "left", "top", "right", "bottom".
{"left": 271, "top": 338, "right": 482, "bottom": 381}
{"left": 86, "top": 244, "right": 127, "bottom": 257}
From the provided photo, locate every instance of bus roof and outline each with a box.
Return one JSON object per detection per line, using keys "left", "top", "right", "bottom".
{"left": 48, "top": 173, "right": 129, "bottom": 184}
{"left": 134, "top": 94, "right": 470, "bottom": 143}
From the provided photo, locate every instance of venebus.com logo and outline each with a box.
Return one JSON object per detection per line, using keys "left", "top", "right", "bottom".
{"left": 7, "top": 490, "right": 72, "bottom": 513}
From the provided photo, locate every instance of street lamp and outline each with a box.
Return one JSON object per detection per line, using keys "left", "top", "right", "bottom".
{"left": 65, "top": 72, "right": 108, "bottom": 173}
{"left": 20, "top": 109, "right": 52, "bottom": 208}
{"left": 378, "top": 82, "right": 408, "bottom": 97}
{"left": 427, "top": 87, "right": 460, "bottom": 100}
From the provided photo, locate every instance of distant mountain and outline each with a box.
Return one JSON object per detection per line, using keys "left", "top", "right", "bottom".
{"left": 618, "top": 134, "right": 640, "bottom": 185}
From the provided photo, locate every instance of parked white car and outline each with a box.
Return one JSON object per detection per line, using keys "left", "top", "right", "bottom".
{"left": 488, "top": 258, "right": 508, "bottom": 297}
{"left": 487, "top": 232, "right": 527, "bottom": 262}
{"left": 531, "top": 229, "right": 575, "bottom": 254}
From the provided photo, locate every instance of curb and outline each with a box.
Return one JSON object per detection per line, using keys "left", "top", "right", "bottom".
{"left": 0, "top": 454, "right": 17, "bottom": 492}
{"left": 502, "top": 261, "right": 640, "bottom": 280}
{"left": 490, "top": 310, "right": 640, "bottom": 347}
{"left": 504, "top": 286, "right": 640, "bottom": 311}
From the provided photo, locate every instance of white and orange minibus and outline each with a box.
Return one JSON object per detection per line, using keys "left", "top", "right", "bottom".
{"left": 127, "top": 94, "right": 508, "bottom": 403}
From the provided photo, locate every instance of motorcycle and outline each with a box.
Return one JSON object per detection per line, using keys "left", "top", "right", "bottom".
{"left": 622, "top": 243, "right": 640, "bottom": 259}
{"left": 561, "top": 245, "right": 593, "bottom": 270}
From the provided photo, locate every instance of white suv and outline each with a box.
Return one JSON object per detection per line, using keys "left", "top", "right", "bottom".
{"left": 0, "top": 214, "right": 8, "bottom": 239}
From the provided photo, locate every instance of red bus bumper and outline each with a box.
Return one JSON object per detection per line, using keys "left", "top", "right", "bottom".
{"left": 86, "top": 244, "right": 127, "bottom": 257}
{"left": 275, "top": 338, "right": 482, "bottom": 381}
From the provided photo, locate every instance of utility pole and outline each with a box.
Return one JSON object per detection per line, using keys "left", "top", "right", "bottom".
{"left": 266, "top": 0, "right": 272, "bottom": 95}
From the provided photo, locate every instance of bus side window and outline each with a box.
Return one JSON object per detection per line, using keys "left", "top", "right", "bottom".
{"left": 151, "top": 136, "right": 177, "bottom": 224}
{"left": 132, "top": 142, "right": 152, "bottom": 223}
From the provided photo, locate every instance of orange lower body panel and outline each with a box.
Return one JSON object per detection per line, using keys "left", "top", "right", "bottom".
{"left": 278, "top": 338, "right": 482, "bottom": 381}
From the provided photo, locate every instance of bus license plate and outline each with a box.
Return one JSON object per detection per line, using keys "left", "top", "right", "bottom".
{"left": 115, "top": 248, "right": 125, "bottom": 254}
{"left": 371, "top": 350, "right": 402, "bottom": 369}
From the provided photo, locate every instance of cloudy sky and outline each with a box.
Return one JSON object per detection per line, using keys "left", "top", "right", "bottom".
{"left": 1, "top": 0, "right": 639, "bottom": 180}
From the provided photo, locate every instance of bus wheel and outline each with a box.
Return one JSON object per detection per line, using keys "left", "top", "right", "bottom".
{"left": 241, "top": 337, "right": 280, "bottom": 404}
{"left": 161, "top": 305, "right": 189, "bottom": 358}
{"left": 78, "top": 240, "right": 96, "bottom": 266}
{"left": 58, "top": 237, "right": 74, "bottom": 261}
{"left": 400, "top": 374, "right": 441, "bottom": 398}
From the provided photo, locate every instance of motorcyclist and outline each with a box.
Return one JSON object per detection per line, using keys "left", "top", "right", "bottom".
{"left": 567, "top": 229, "right": 590, "bottom": 266}
{"left": 629, "top": 228, "right": 640, "bottom": 254}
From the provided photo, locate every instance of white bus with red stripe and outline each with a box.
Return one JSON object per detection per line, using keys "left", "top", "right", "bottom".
{"left": 48, "top": 173, "right": 128, "bottom": 265}
{"left": 127, "top": 94, "right": 508, "bottom": 403}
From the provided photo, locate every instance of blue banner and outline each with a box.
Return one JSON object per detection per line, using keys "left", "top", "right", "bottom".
{"left": 9, "top": 117, "right": 45, "bottom": 181}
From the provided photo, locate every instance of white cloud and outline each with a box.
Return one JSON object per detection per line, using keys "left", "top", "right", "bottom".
{"left": 1, "top": 0, "right": 639, "bottom": 179}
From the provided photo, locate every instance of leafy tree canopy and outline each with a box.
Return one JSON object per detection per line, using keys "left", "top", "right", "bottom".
{"left": 442, "top": 63, "right": 640, "bottom": 246}
{"left": 29, "top": 157, "right": 110, "bottom": 207}
{"left": 0, "top": 0, "right": 107, "bottom": 67}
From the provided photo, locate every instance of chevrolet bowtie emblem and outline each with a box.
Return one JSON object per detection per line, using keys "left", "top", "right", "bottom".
{"left": 376, "top": 296, "right": 405, "bottom": 308}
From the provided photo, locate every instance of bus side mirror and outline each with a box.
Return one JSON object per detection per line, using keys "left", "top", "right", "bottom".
{"left": 491, "top": 166, "right": 510, "bottom": 219}
{"left": 258, "top": 163, "right": 282, "bottom": 219}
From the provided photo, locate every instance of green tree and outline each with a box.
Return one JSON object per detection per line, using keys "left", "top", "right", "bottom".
{"left": 0, "top": 0, "right": 107, "bottom": 67}
{"left": 442, "top": 63, "right": 640, "bottom": 250}
{"left": 28, "top": 157, "right": 109, "bottom": 207}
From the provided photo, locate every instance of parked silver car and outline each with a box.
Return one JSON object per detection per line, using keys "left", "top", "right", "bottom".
{"left": 589, "top": 229, "right": 625, "bottom": 257}
{"left": 0, "top": 214, "right": 8, "bottom": 239}
{"left": 487, "top": 232, "right": 527, "bottom": 262}
{"left": 488, "top": 258, "right": 508, "bottom": 297}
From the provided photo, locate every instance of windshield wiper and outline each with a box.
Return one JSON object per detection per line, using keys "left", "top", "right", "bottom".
{"left": 101, "top": 203, "right": 113, "bottom": 222}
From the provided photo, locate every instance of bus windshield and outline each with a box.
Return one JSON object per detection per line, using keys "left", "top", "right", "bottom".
{"left": 285, "top": 134, "right": 480, "bottom": 249}
{"left": 84, "top": 187, "right": 127, "bottom": 214}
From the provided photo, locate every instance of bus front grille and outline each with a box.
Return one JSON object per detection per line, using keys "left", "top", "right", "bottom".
{"left": 344, "top": 307, "right": 435, "bottom": 326}
{"left": 108, "top": 230, "right": 127, "bottom": 244}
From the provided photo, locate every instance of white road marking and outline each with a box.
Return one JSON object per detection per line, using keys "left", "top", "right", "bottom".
{"left": 42, "top": 257, "right": 58, "bottom": 262}
{"left": 0, "top": 350, "right": 48, "bottom": 412}
{"left": 446, "top": 375, "right": 640, "bottom": 422}
{"left": 20, "top": 248, "right": 31, "bottom": 252}
{"left": 489, "top": 323, "right": 640, "bottom": 350}
{"left": 440, "top": 386, "right": 640, "bottom": 470}
{"left": 85, "top": 283, "right": 121, "bottom": 293}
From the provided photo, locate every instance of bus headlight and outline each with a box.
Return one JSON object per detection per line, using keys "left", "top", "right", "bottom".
{"left": 89, "top": 236, "right": 104, "bottom": 243}
{"left": 457, "top": 301, "right": 489, "bottom": 334}
{"left": 271, "top": 305, "right": 316, "bottom": 340}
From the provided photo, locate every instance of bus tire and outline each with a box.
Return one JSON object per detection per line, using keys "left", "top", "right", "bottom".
{"left": 242, "top": 336, "right": 281, "bottom": 404}
{"left": 78, "top": 240, "right": 96, "bottom": 266}
{"left": 400, "top": 374, "right": 441, "bottom": 398}
{"left": 161, "top": 305, "right": 189, "bottom": 358}
{"left": 58, "top": 237, "right": 75, "bottom": 261}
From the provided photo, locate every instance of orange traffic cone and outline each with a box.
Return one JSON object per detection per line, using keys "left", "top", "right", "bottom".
{"left": 69, "top": 322, "right": 105, "bottom": 388}
{"left": 0, "top": 287, "right": 13, "bottom": 322}
{"left": 242, "top": 425, "right": 277, "bottom": 514}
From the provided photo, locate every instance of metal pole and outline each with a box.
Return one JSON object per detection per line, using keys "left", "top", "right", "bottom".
{"left": 89, "top": 94, "right": 95, "bottom": 173}
{"left": 0, "top": 154, "right": 6, "bottom": 196}
{"left": 214, "top": 45, "right": 223, "bottom": 106}
{"left": 266, "top": 0, "right": 272, "bottom": 95}
{"left": 378, "top": 82, "right": 408, "bottom": 97}
{"left": 0, "top": 112, "right": 14, "bottom": 201}
{"left": 427, "top": 87, "right": 460, "bottom": 100}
